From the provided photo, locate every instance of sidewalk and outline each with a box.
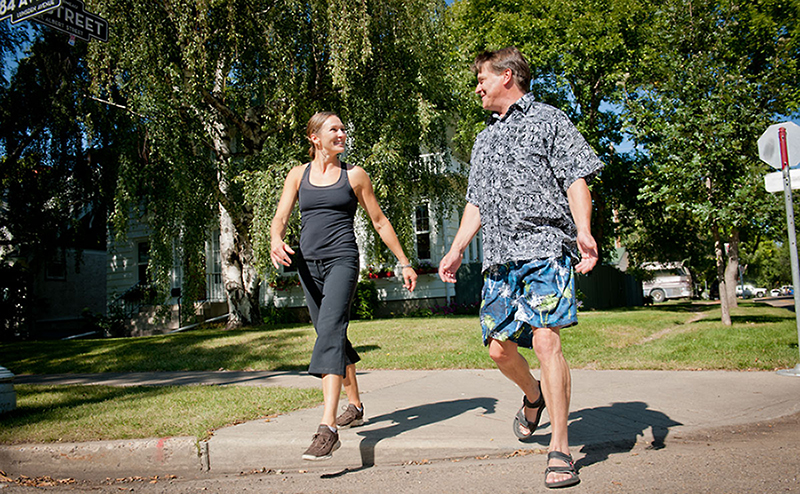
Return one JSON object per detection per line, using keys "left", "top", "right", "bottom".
{"left": 3, "top": 369, "right": 800, "bottom": 480}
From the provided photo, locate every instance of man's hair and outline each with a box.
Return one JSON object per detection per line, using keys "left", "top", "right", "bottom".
{"left": 471, "top": 47, "right": 531, "bottom": 93}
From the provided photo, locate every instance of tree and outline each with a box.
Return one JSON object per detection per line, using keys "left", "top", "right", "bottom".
{"left": 0, "top": 21, "right": 29, "bottom": 85}
{"left": 1, "top": 27, "right": 133, "bottom": 338}
{"left": 86, "top": 0, "right": 456, "bottom": 329}
{"left": 622, "top": 0, "right": 799, "bottom": 324}
{"left": 446, "top": 0, "right": 655, "bottom": 257}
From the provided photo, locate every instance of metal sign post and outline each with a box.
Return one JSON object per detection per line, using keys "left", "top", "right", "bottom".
{"left": 759, "top": 121, "right": 800, "bottom": 377}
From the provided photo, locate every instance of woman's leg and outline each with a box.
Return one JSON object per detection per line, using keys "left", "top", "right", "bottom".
{"left": 342, "top": 363, "right": 361, "bottom": 407}
{"left": 321, "top": 373, "right": 344, "bottom": 427}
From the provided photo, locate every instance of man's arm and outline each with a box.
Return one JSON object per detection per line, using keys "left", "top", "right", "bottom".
{"left": 566, "top": 178, "right": 598, "bottom": 274}
{"left": 438, "top": 202, "right": 481, "bottom": 283}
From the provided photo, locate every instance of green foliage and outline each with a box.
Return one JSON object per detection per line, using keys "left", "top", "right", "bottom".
{"left": 746, "top": 240, "right": 793, "bottom": 289}
{"left": 619, "top": 0, "right": 799, "bottom": 295}
{"left": 261, "top": 305, "right": 304, "bottom": 326}
{"left": 81, "top": 0, "right": 457, "bottom": 323}
{"left": 446, "top": 0, "right": 656, "bottom": 261}
{"left": 352, "top": 280, "right": 379, "bottom": 320}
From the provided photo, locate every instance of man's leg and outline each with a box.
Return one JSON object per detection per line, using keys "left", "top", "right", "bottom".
{"left": 488, "top": 338, "right": 543, "bottom": 431}
{"left": 532, "top": 326, "right": 573, "bottom": 485}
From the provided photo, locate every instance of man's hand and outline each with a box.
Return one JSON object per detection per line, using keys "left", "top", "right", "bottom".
{"left": 574, "top": 231, "right": 598, "bottom": 274}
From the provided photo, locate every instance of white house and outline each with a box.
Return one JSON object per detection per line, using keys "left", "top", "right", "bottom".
{"left": 106, "top": 153, "right": 484, "bottom": 334}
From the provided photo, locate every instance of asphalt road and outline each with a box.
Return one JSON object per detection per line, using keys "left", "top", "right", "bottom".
{"left": 2, "top": 411, "right": 799, "bottom": 494}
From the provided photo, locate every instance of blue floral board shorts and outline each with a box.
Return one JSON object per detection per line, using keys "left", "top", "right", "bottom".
{"left": 480, "top": 256, "right": 577, "bottom": 348}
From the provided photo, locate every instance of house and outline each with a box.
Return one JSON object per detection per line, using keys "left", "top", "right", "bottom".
{"left": 106, "top": 153, "right": 485, "bottom": 334}
{"left": 1, "top": 201, "right": 107, "bottom": 340}
{"left": 105, "top": 150, "right": 644, "bottom": 334}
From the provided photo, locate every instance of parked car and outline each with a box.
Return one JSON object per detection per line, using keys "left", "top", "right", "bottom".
{"left": 736, "top": 284, "right": 767, "bottom": 298}
{"left": 641, "top": 263, "right": 693, "bottom": 303}
{"left": 771, "top": 288, "right": 782, "bottom": 297}
{"left": 782, "top": 285, "right": 794, "bottom": 295}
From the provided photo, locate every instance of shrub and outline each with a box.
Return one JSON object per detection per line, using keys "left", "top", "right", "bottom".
{"left": 352, "top": 280, "right": 378, "bottom": 320}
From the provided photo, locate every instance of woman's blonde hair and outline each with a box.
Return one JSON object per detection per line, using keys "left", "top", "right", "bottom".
{"left": 306, "top": 111, "right": 339, "bottom": 159}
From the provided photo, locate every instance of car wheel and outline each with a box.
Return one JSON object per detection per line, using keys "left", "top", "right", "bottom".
{"left": 650, "top": 288, "right": 666, "bottom": 303}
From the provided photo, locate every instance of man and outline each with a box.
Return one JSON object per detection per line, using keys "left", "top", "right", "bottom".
{"left": 438, "top": 46, "right": 603, "bottom": 489}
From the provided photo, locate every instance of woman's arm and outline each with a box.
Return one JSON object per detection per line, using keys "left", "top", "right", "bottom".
{"left": 269, "top": 166, "right": 304, "bottom": 268}
{"left": 350, "top": 166, "right": 417, "bottom": 292}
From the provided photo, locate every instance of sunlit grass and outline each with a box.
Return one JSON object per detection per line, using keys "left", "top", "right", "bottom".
{"left": 2, "top": 302, "right": 797, "bottom": 375}
{"left": 0, "top": 385, "right": 323, "bottom": 444}
{"left": 1, "top": 301, "right": 798, "bottom": 444}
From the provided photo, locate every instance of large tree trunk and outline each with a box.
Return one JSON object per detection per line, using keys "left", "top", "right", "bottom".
{"left": 219, "top": 202, "right": 261, "bottom": 330}
{"left": 725, "top": 229, "right": 740, "bottom": 309}
{"left": 713, "top": 224, "right": 732, "bottom": 326}
{"left": 204, "top": 87, "right": 262, "bottom": 330}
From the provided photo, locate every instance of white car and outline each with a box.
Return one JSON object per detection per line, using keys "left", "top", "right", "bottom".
{"left": 771, "top": 288, "right": 782, "bottom": 297}
{"left": 736, "top": 284, "right": 767, "bottom": 298}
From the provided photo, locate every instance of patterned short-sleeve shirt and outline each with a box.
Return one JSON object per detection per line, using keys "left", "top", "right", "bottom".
{"left": 466, "top": 93, "right": 604, "bottom": 271}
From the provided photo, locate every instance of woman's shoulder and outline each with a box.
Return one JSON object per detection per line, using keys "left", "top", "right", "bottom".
{"left": 344, "top": 162, "right": 368, "bottom": 179}
{"left": 286, "top": 163, "right": 308, "bottom": 186}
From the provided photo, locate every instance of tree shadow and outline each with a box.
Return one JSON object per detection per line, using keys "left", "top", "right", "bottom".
{"left": 524, "top": 401, "right": 682, "bottom": 472}
{"left": 320, "top": 397, "right": 497, "bottom": 478}
{"left": 353, "top": 344, "right": 381, "bottom": 354}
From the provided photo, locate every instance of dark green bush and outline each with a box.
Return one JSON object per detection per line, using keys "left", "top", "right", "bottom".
{"left": 352, "top": 280, "right": 378, "bottom": 320}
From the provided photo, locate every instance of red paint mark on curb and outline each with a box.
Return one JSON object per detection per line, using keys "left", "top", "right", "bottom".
{"left": 155, "top": 437, "right": 168, "bottom": 463}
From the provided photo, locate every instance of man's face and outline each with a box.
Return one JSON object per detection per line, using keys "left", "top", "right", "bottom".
{"left": 475, "top": 64, "right": 508, "bottom": 113}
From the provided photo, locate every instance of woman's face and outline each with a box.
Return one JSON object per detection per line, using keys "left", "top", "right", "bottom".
{"left": 313, "top": 116, "right": 347, "bottom": 156}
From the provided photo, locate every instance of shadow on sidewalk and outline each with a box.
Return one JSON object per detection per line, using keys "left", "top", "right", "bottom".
{"left": 524, "top": 401, "right": 681, "bottom": 471}
{"left": 321, "top": 397, "right": 497, "bottom": 478}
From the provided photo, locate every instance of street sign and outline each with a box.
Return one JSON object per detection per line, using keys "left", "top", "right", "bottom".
{"left": 0, "top": 0, "right": 60, "bottom": 24}
{"left": 758, "top": 121, "right": 800, "bottom": 170}
{"left": 760, "top": 121, "right": 800, "bottom": 377}
{"left": 32, "top": 0, "right": 107, "bottom": 42}
{"left": 765, "top": 169, "right": 800, "bottom": 193}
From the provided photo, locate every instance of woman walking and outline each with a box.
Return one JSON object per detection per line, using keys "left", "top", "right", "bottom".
{"left": 270, "top": 111, "right": 417, "bottom": 460}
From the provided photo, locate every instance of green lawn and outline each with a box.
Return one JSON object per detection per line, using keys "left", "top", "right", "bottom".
{"left": 1, "top": 301, "right": 798, "bottom": 444}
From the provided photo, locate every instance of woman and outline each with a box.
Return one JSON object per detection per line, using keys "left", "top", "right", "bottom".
{"left": 270, "top": 111, "right": 417, "bottom": 461}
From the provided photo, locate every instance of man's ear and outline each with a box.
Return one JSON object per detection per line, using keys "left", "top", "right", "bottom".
{"left": 502, "top": 68, "right": 514, "bottom": 87}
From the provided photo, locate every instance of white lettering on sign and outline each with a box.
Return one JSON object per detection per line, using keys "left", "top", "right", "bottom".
{"left": 32, "top": 0, "right": 108, "bottom": 41}
{"left": 1, "top": 0, "right": 59, "bottom": 22}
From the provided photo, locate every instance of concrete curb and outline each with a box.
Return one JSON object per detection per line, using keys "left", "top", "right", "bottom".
{"left": 0, "top": 436, "right": 201, "bottom": 479}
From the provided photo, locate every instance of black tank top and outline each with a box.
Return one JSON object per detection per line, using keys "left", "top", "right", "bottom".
{"left": 298, "top": 162, "right": 359, "bottom": 260}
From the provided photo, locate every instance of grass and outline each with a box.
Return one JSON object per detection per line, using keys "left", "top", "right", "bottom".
{"left": 0, "top": 385, "right": 322, "bottom": 444}
{"left": 1, "top": 301, "right": 798, "bottom": 444}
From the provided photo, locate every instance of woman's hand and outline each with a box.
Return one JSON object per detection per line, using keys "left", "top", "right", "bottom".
{"left": 270, "top": 241, "right": 295, "bottom": 269}
{"left": 402, "top": 266, "right": 418, "bottom": 292}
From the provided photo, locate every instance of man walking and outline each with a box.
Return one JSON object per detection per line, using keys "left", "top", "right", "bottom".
{"left": 439, "top": 46, "right": 603, "bottom": 489}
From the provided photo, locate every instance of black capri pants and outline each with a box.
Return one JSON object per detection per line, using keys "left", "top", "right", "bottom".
{"left": 297, "top": 255, "right": 361, "bottom": 378}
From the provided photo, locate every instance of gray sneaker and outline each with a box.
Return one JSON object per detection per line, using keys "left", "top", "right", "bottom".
{"left": 302, "top": 425, "right": 341, "bottom": 461}
{"left": 336, "top": 403, "right": 365, "bottom": 429}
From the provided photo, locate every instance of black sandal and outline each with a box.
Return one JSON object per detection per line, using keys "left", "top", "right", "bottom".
{"left": 544, "top": 451, "right": 580, "bottom": 489}
{"left": 512, "top": 381, "right": 546, "bottom": 439}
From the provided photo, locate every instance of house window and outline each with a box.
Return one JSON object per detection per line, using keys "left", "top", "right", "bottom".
{"left": 415, "top": 204, "right": 431, "bottom": 260}
{"left": 206, "top": 230, "right": 224, "bottom": 302}
{"left": 137, "top": 242, "right": 150, "bottom": 284}
{"left": 45, "top": 252, "right": 67, "bottom": 281}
